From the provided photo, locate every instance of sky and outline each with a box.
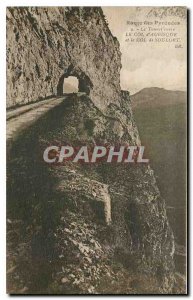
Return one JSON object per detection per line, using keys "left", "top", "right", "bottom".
{"left": 103, "top": 7, "right": 187, "bottom": 94}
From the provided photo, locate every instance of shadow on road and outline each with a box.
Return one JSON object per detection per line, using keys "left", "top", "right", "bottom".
{"left": 7, "top": 99, "right": 74, "bottom": 293}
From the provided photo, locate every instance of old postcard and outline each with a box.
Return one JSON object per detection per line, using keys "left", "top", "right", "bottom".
{"left": 6, "top": 6, "right": 187, "bottom": 294}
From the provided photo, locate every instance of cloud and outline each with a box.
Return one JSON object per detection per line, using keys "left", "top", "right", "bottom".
{"left": 103, "top": 7, "right": 186, "bottom": 93}
{"left": 121, "top": 58, "right": 186, "bottom": 94}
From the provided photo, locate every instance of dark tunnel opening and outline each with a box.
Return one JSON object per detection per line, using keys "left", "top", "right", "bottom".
{"left": 57, "top": 71, "right": 93, "bottom": 96}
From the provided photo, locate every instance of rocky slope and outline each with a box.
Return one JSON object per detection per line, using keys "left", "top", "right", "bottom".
{"left": 7, "top": 7, "right": 178, "bottom": 294}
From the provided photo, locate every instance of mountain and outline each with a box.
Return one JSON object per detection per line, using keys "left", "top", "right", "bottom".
{"left": 131, "top": 87, "right": 186, "bottom": 108}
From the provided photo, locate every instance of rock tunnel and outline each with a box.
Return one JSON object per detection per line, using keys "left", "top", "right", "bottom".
{"left": 57, "top": 69, "right": 93, "bottom": 96}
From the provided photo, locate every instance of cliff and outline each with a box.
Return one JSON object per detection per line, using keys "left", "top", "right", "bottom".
{"left": 6, "top": 7, "right": 121, "bottom": 110}
{"left": 6, "top": 7, "right": 177, "bottom": 294}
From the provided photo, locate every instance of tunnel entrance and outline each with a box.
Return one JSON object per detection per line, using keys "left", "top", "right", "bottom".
{"left": 57, "top": 76, "right": 79, "bottom": 95}
{"left": 57, "top": 71, "right": 93, "bottom": 96}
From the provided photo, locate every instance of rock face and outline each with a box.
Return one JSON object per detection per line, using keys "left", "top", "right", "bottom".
{"left": 6, "top": 7, "right": 121, "bottom": 110}
{"left": 7, "top": 7, "right": 176, "bottom": 294}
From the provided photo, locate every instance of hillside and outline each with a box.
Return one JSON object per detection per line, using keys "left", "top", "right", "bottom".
{"left": 132, "top": 94, "right": 187, "bottom": 277}
{"left": 131, "top": 87, "right": 186, "bottom": 108}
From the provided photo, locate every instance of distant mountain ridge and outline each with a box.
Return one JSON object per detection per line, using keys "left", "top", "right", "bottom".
{"left": 131, "top": 87, "right": 186, "bottom": 108}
